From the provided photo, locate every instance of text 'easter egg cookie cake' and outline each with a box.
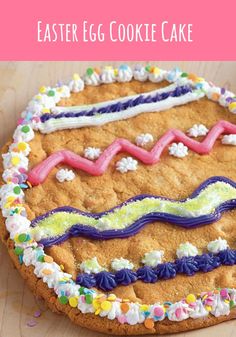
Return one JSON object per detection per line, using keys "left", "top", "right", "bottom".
{"left": 1, "top": 64, "right": 236, "bottom": 335}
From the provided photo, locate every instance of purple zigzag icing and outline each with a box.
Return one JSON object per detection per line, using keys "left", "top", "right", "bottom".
{"left": 31, "top": 176, "right": 236, "bottom": 247}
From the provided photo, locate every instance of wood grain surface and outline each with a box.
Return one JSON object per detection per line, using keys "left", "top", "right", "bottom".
{"left": 0, "top": 61, "right": 236, "bottom": 337}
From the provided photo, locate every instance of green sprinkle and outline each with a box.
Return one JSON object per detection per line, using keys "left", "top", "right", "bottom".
{"left": 85, "top": 294, "right": 93, "bottom": 304}
{"left": 145, "top": 65, "right": 151, "bottom": 72}
{"left": 18, "top": 233, "right": 27, "bottom": 243}
{"left": 13, "top": 186, "right": 21, "bottom": 195}
{"left": 79, "top": 287, "right": 85, "bottom": 295}
{"left": 21, "top": 125, "right": 30, "bottom": 133}
{"left": 59, "top": 296, "right": 68, "bottom": 305}
{"left": 86, "top": 68, "right": 94, "bottom": 76}
{"left": 14, "top": 247, "right": 24, "bottom": 256}
{"left": 181, "top": 72, "right": 188, "bottom": 77}
{"left": 37, "top": 255, "right": 45, "bottom": 262}
{"left": 230, "top": 300, "right": 235, "bottom": 308}
{"left": 47, "top": 90, "right": 55, "bottom": 97}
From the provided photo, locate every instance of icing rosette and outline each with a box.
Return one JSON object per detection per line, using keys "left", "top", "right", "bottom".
{"left": 76, "top": 273, "right": 96, "bottom": 288}
{"left": 115, "top": 269, "right": 137, "bottom": 286}
{"left": 175, "top": 257, "right": 199, "bottom": 276}
{"left": 155, "top": 262, "right": 176, "bottom": 279}
{"left": 84, "top": 67, "right": 100, "bottom": 86}
{"left": 100, "top": 66, "right": 116, "bottom": 83}
{"left": 133, "top": 65, "right": 148, "bottom": 82}
{"left": 136, "top": 266, "right": 158, "bottom": 283}
{"left": 94, "top": 271, "right": 117, "bottom": 291}
{"left": 115, "top": 64, "right": 133, "bottom": 82}
{"left": 68, "top": 73, "right": 84, "bottom": 93}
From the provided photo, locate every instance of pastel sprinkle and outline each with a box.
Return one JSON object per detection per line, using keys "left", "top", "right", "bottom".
{"left": 69, "top": 297, "right": 78, "bottom": 308}
{"left": 186, "top": 294, "right": 196, "bottom": 304}
{"left": 42, "top": 269, "right": 53, "bottom": 275}
{"left": 21, "top": 125, "right": 30, "bottom": 133}
{"left": 18, "top": 142, "right": 27, "bottom": 151}
{"left": 47, "top": 90, "right": 55, "bottom": 97}
{"left": 175, "top": 308, "right": 182, "bottom": 319}
{"left": 121, "top": 303, "right": 130, "bottom": 313}
{"left": 101, "top": 300, "right": 112, "bottom": 311}
{"left": 59, "top": 296, "right": 68, "bottom": 304}
{"left": 14, "top": 246, "right": 24, "bottom": 256}
{"left": 18, "top": 233, "right": 28, "bottom": 242}
{"left": 27, "top": 319, "right": 37, "bottom": 327}
{"left": 144, "top": 318, "right": 154, "bottom": 330}
{"left": 33, "top": 310, "right": 41, "bottom": 318}
{"left": 39, "top": 86, "right": 47, "bottom": 93}
{"left": 43, "top": 255, "right": 54, "bottom": 263}
{"left": 86, "top": 68, "right": 94, "bottom": 76}
{"left": 154, "top": 307, "right": 164, "bottom": 317}
{"left": 13, "top": 186, "right": 21, "bottom": 195}
{"left": 11, "top": 157, "right": 20, "bottom": 166}
{"left": 107, "top": 294, "right": 116, "bottom": 301}
{"left": 85, "top": 294, "right": 93, "bottom": 304}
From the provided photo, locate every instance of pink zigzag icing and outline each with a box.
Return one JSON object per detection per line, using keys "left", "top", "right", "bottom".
{"left": 28, "top": 120, "right": 236, "bottom": 186}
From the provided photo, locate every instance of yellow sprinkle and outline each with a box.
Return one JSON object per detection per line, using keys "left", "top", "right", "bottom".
{"left": 7, "top": 196, "right": 16, "bottom": 203}
{"left": 224, "top": 300, "right": 230, "bottom": 304}
{"left": 153, "top": 67, "right": 160, "bottom": 75}
{"left": 69, "top": 297, "right": 78, "bottom": 308}
{"left": 122, "top": 299, "right": 130, "bottom": 302}
{"left": 140, "top": 304, "right": 149, "bottom": 311}
{"left": 39, "top": 86, "right": 47, "bottom": 93}
{"left": 60, "top": 264, "right": 64, "bottom": 270}
{"left": 107, "top": 294, "right": 116, "bottom": 301}
{"left": 95, "top": 308, "right": 101, "bottom": 315}
{"left": 73, "top": 73, "right": 80, "bottom": 81}
{"left": 92, "top": 299, "right": 100, "bottom": 310}
{"left": 186, "top": 294, "right": 196, "bottom": 304}
{"left": 11, "top": 157, "right": 20, "bottom": 166}
{"left": 114, "top": 68, "right": 118, "bottom": 76}
{"left": 35, "top": 95, "right": 42, "bottom": 101}
{"left": 101, "top": 301, "right": 112, "bottom": 311}
{"left": 229, "top": 102, "right": 236, "bottom": 110}
{"left": 205, "top": 305, "right": 212, "bottom": 312}
{"left": 42, "top": 108, "right": 50, "bottom": 114}
{"left": 18, "top": 142, "right": 27, "bottom": 151}
{"left": 96, "top": 294, "right": 105, "bottom": 300}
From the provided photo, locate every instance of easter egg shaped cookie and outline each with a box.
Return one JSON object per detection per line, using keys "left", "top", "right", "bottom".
{"left": 1, "top": 65, "right": 236, "bottom": 335}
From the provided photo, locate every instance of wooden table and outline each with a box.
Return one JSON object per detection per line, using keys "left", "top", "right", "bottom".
{"left": 0, "top": 62, "right": 236, "bottom": 337}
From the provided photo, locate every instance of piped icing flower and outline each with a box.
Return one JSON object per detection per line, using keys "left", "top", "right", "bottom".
{"left": 175, "top": 257, "right": 199, "bottom": 276}
{"left": 115, "top": 269, "right": 137, "bottom": 286}
{"left": 142, "top": 250, "right": 164, "bottom": 267}
{"left": 80, "top": 257, "right": 105, "bottom": 274}
{"left": 5, "top": 214, "right": 31, "bottom": 239}
{"left": 84, "top": 147, "right": 101, "bottom": 160}
{"left": 94, "top": 271, "right": 117, "bottom": 291}
{"left": 136, "top": 266, "right": 157, "bottom": 283}
{"left": 167, "top": 302, "right": 190, "bottom": 321}
{"left": 207, "top": 237, "right": 229, "bottom": 254}
{"left": 9, "top": 142, "right": 31, "bottom": 157}
{"left": 56, "top": 169, "right": 75, "bottom": 183}
{"left": 206, "top": 86, "right": 221, "bottom": 101}
{"left": 76, "top": 273, "right": 96, "bottom": 288}
{"left": 165, "top": 67, "right": 182, "bottom": 83}
{"left": 155, "top": 262, "right": 176, "bottom": 279}
{"left": 116, "top": 157, "right": 138, "bottom": 173}
{"left": 187, "top": 124, "right": 209, "bottom": 137}
{"left": 111, "top": 258, "right": 134, "bottom": 271}
{"left": 176, "top": 242, "right": 198, "bottom": 259}
{"left": 68, "top": 73, "right": 84, "bottom": 93}
{"left": 222, "top": 134, "right": 236, "bottom": 145}
{"left": 168, "top": 142, "right": 188, "bottom": 158}
{"left": 100, "top": 66, "right": 116, "bottom": 83}
{"left": 135, "top": 133, "right": 154, "bottom": 147}
{"left": 84, "top": 68, "right": 100, "bottom": 86}
{"left": 115, "top": 64, "right": 133, "bottom": 82}
{"left": 195, "top": 253, "right": 221, "bottom": 272}
{"left": 218, "top": 249, "right": 236, "bottom": 265}
{"left": 13, "top": 125, "right": 35, "bottom": 143}
{"left": 147, "top": 66, "right": 166, "bottom": 83}
{"left": 133, "top": 65, "right": 148, "bottom": 82}
{"left": 2, "top": 152, "right": 29, "bottom": 171}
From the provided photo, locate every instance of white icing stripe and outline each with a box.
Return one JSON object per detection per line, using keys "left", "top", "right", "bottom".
{"left": 52, "top": 83, "right": 178, "bottom": 114}
{"left": 36, "top": 91, "right": 205, "bottom": 134}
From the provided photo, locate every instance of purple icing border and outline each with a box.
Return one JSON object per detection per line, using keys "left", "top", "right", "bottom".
{"left": 31, "top": 176, "right": 236, "bottom": 247}
{"left": 75, "top": 249, "right": 236, "bottom": 291}
{"left": 40, "top": 85, "right": 192, "bottom": 122}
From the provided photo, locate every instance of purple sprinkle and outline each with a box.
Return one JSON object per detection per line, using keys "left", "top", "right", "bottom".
{"left": 34, "top": 310, "right": 41, "bottom": 318}
{"left": 27, "top": 319, "right": 37, "bottom": 327}
{"left": 221, "top": 88, "right": 226, "bottom": 95}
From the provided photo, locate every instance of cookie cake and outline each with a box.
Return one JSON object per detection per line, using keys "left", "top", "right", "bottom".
{"left": 1, "top": 64, "right": 236, "bottom": 335}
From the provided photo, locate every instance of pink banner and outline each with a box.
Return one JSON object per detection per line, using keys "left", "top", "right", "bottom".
{"left": 0, "top": 0, "right": 235, "bottom": 60}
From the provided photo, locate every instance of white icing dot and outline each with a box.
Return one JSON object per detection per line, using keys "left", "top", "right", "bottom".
{"left": 84, "top": 147, "right": 101, "bottom": 160}
{"left": 142, "top": 250, "right": 164, "bottom": 267}
{"left": 56, "top": 169, "right": 75, "bottom": 183}
{"left": 222, "top": 134, "right": 236, "bottom": 145}
{"left": 135, "top": 133, "right": 154, "bottom": 147}
{"left": 176, "top": 242, "right": 198, "bottom": 259}
{"left": 187, "top": 124, "right": 209, "bottom": 137}
{"left": 207, "top": 237, "right": 228, "bottom": 254}
{"left": 111, "top": 258, "right": 134, "bottom": 271}
{"left": 80, "top": 257, "right": 104, "bottom": 274}
{"left": 168, "top": 142, "right": 188, "bottom": 158}
{"left": 116, "top": 157, "right": 138, "bottom": 173}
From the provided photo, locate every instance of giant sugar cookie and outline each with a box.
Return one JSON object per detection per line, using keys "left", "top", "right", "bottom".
{"left": 1, "top": 65, "right": 236, "bottom": 335}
